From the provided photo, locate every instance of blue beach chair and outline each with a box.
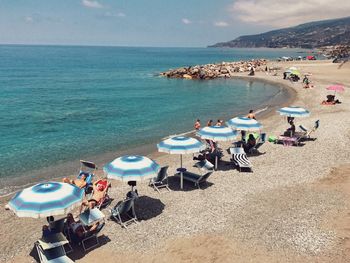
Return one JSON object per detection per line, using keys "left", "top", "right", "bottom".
{"left": 78, "top": 160, "right": 97, "bottom": 194}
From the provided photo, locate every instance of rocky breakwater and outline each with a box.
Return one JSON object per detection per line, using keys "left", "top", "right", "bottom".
{"left": 160, "top": 59, "right": 268, "bottom": 79}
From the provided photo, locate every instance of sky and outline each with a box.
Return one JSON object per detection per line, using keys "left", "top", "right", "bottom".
{"left": 0, "top": 0, "right": 349, "bottom": 47}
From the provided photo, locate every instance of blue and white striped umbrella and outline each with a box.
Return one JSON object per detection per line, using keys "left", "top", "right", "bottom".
{"left": 8, "top": 182, "right": 84, "bottom": 218}
{"left": 226, "top": 117, "right": 262, "bottom": 131}
{"left": 157, "top": 136, "right": 206, "bottom": 154}
{"left": 277, "top": 106, "right": 310, "bottom": 117}
{"left": 104, "top": 155, "right": 160, "bottom": 182}
{"left": 157, "top": 136, "right": 205, "bottom": 189}
{"left": 197, "top": 125, "right": 238, "bottom": 142}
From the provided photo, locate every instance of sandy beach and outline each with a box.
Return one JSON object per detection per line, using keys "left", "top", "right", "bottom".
{"left": 1, "top": 60, "right": 350, "bottom": 263}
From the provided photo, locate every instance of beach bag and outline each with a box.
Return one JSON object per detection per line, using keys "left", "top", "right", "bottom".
{"left": 268, "top": 135, "right": 277, "bottom": 143}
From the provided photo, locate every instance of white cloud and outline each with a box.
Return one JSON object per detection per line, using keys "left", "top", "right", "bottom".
{"left": 230, "top": 0, "right": 350, "bottom": 27}
{"left": 182, "top": 18, "right": 192, "bottom": 25}
{"left": 82, "top": 0, "right": 103, "bottom": 9}
{"left": 25, "top": 16, "right": 33, "bottom": 23}
{"left": 214, "top": 21, "right": 229, "bottom": 27}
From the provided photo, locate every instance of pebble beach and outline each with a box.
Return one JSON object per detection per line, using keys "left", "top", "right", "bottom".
{"left": 1, "top": 60, "right": 349, "bottom": 263}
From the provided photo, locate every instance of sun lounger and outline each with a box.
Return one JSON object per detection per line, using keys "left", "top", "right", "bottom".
{"left": 93, "top": 179, "right": 112, "bottom": 209}
{"left": 149, "top": 166, "right": 170, "bottom": 193}
{"left": 229, "top": 147, "right": 252, "bottom": 172}
{"left": 110, "top": 198, "right": 138, "bottom": 228}
{"left": 49, "top": 218, "right": 73, "bottom": 254}
{"left": 36, "top": 233, "right": 73, "bottom": 263}
{"left": 79, "top": 160, "right": 97, "bottom": 194}
{"left": 175, "top": 171, "right": 213, "bottom": 189}
{"left": 78, "top": 208, "right": 106, "bottom": 251}
{"left": 298, "top": 120, "right": 320, "bottom": 139}
{"left": 81, "top": 222, "right": 105, "bottom": 251}
{"left": 248, "top": 133, "right": 266, "bottom": 154}
{"left": 194, "top": 159, "right": 214, "bottom": 173}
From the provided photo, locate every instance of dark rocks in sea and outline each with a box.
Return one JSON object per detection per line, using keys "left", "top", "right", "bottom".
{"left": 160, "top": 59, "right": 267, "bottom": 80}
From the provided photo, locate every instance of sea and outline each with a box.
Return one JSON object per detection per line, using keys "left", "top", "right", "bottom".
{"left": 0, "top": 45, "right": 310, "bottom": 195}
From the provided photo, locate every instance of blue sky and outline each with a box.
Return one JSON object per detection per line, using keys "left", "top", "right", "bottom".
{"left": 0, "top": 0, "right": 349, "bottom": 47}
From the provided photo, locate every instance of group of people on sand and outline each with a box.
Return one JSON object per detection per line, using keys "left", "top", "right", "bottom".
{"left": 194, "top": 109, "right": 258, "bottom": 154}
{"left": 42, "top": 177, "right": 112, "bottom": 240}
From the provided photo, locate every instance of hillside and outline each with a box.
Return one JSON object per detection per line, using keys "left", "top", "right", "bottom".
{"left": 209, "top": 16, "right": 350, "bottom": 49}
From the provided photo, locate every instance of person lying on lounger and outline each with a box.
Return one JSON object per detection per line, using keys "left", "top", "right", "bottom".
{"left": 243, "top": 134, "right": 256, "bottom": 153}
{"left": 321, "top": 94, "right": 341, "bottom": 105}
{"left": 62, "top": 174, "right": 87, "bottom": 188}
{"left": 80, "top": 180, "right": 110, "bottom": 211}
{"left": 66, "top": 213, "right": 99, "bottom": 239}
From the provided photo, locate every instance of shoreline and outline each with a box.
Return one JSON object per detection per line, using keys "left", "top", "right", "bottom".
{"left": 0, "top": 76, "right": 295, "bottom": 197}
{"left": 1, "top": 59, "right": 350, "bottom": 262}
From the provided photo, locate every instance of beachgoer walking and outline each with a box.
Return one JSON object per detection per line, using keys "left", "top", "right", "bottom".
{"left": 247, "top": 110, "right": 256, "bottom": 119}
{"left": 303, "top": 75, "right": 310, "bottom": 88}
{"left": 194, "top": 119, "right": 201, "bottom": 130}
{"left": 207, "top": 119, "right": 213, "bottom": 127}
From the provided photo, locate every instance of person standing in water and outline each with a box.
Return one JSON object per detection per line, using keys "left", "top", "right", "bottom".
{"left": 247, "top": 109, "right": 256, "bottom": 119}
{"left": 194, "top": 119, "right": 201, "bottom": 130}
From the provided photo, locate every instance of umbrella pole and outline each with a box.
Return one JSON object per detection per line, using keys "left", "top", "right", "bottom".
{"left": 180, "top": 154, "right": 183, "bottom": 190}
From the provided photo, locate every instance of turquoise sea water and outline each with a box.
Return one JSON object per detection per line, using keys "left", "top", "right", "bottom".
{"left": 0, "top": 45, "right": 308, "bottom": 193}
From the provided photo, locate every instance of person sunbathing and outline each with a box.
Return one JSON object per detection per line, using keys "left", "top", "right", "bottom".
{"left": 321, "top": 95, "right": 341, "bottom": 105}
{"left": 66, "top": 213, "right": 85, "bottom": 238}
{"left": 62, "top": 174, "right": 87, "bottom": 188}
{"left": 80, "top": 180, "right": 110, "bottom": 211}
{"left": 244, "top": 134, "right": 256, "bottom": 153}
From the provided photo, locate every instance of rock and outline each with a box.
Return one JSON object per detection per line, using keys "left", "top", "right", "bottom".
{"left": 183, "top": 74, "right": 192, "bottom": 79}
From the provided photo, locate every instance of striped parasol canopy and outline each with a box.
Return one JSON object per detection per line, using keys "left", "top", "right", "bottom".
{"left": 197, "top": 125, "right": 238, "bottom": 142}
{"left": 8, "top": 182, "right": 84, "bottom": 218}
{"left": 277, "top": 106, "right": 310, "bottom": 117}
{"left": 226, "top": 117, "right": 262, "bottom": 131}
{"left": 104, "top": 155, "right": 160, "bottom": 182}
{"left": 157, "top": 136, "right": 205, "bottom": 154}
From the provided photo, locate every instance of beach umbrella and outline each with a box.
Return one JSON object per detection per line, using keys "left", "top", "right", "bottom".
{"left": 277, "top": 106, "right": 310, "bottom": 117}
{"left": 226, "top": 117, "right": 262, "bottom": 131}
{"left": 157, "top": 136, "right": 206, "bottom": 189}
{"left": 327, "top": 84, "right": 345, "bottom": 94}
{"left": 104, "top": 155, "right": 160, "bottom": 182}
{"left": 8, "top": 182, "right": 84, "bottom": 218}
{"left": 197, "top": 126, "right": 238, "bottom": 169}
{"left": 197, "top": 125, "right": 238, "bottom": 142}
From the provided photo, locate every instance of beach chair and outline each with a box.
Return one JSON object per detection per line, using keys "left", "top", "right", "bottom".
{"left": 194, "top": 159, "right": 214, "bottom": 173}
{"left": 149, "top": 166, "right": 171, "bottom": 193}
{"left": 79, "top": 160, "right": 97, "bottom": 194}
{"left": 299, "top": 120, "right": 320, "bottom": 139}
{"left": 81, "top": 222, "right": 105, "bottom": 251}
{"left": 48, "top": 218, "right": 73, "bottom": 254}
{"left": 110, "top": 198, "right": 138, "bottom": 228}
{"left": 229, "top": 147, "right": 252, "bottom": 172}
{"left": 174, "top": 170, "right": 213, "bottom": 189}
{"left": 35, "top": 233, "right": 73, "bottom": 263}
{"left": 248, "top": 133, "right": 266, "bottom": 154}
{"left": 93, "top": 179, "right": 112, "bottom": 209}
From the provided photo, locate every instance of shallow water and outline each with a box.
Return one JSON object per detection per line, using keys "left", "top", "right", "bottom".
{"left": 0, "top": 45, "right": 308, "bottom": 194}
